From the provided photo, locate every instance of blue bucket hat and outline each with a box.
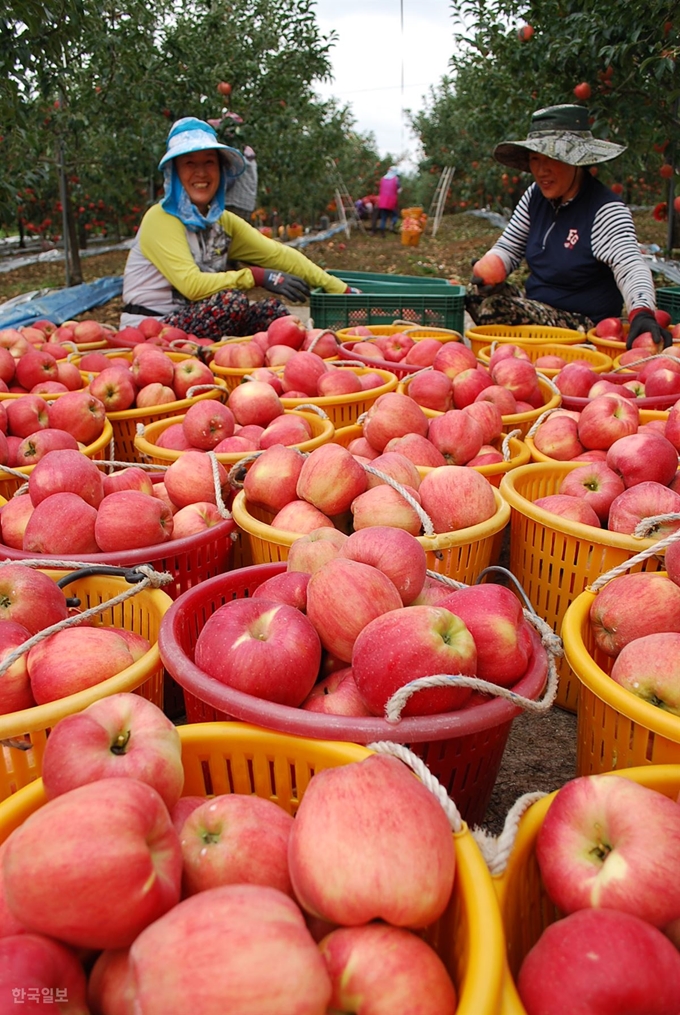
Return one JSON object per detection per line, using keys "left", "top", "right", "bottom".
{"left": 158, "top": 117, "right": 245, "bottom": 178}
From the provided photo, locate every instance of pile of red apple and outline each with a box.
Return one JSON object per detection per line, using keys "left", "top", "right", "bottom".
{"left": 0, "top": 447, "right": 233, "bottom": 555}
{"left": 240, "top": 413, "right": 500, "bottom": 537}
{"left": 515, "top": 771, "right": 680, "bottom": 1014}
{"left": 0, "top": 341, "right": 86, "bottom": 397}
{"left": 101, "top": 317, "right": 212, "bottom": 351}
{"left": 192, "top": 524, "right": 537, "bottom": 719}
{"left": 529, "top": 393, "right": 680, "bottom": 535}
{"left": 586, "top": 560, "right": 680, "bottom": 714}
{"left": 0, "top": 690, "right": 460, "bottom": 1012}
{"left": 402, "top": 342, "right": 549, "bottom": 415}
{"left": 591, "top": 308, "right": 678, "bottom": 346}
{"left": 340, "top": 326, "right": 456, "bottom": 367}
{"left": 554, "top": 347, "right": 680, "bottom": 403}
{"left": 78, "top": 346, "right": 218, "bottom": 412}
{"left": 0, "top": 389, "right": 108, "bottom": 469}
{"left": 0, "top": 565, "right": 152, "bottom": 711}
{"left": 211, "top": 312, "right": 342, "bottom": 373}
{"left": 0, "top": 317, "right": 112, "bottom": 364}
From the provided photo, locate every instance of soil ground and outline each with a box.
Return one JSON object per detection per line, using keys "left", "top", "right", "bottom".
{"left": 0, "top": 209, "right": 666, "bottom": 835}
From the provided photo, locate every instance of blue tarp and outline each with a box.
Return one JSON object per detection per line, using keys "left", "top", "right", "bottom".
{"left": 0, "top": 275, "right": 123, "bottom": 330}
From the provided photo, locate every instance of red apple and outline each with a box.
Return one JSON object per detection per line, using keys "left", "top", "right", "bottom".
{"left": 558, "top": 462, "right": 625, "bottom": 522}
{"left": 296, "top": 443, "right": 368, "bottom": 515}
{"left": 251, "top": 570, "right": 311, "bottom": 611}
{"left": 265, "top": 314, "right": 307, "bottom": 349}
{"left": 242, "top": 444, "right": 305, "bottom": 513}
{"left": 384, "top": 433, "right": 447, "bottom": 468}
{"left": 300, "top": 666, "right": 373, "bottom": 716}
{"left": 287, "top": 527, "right": 349, "bottom": 574}
{"left": 5, "top": 394, "right": 50, "bottom": 439}
{"left": 606, "top": 431, "right": 679, "bottom": 488}
{"left": 0, "top": 495, "right": 35, "bottom": 549}
{"left": 22, "top": 491, "right": 100, "bottom": 555}
{"left": 554, "top": 362, "right": 600, "bottom": 398}
{"left": 164, "top": 451, "right": 228, "bottom": 508}
{"left": 417, "top": 465, "right": 497, "bottom": 532}
{"left": 172, "top": 357, "right": 215, "bottom": 399}
{"left": 577, "top": 394, "right": 639, "bottom": 450}
{"left": 102, "top": 466, "right": 154, "bottom": 497}
{"left": 193, "top": 597, "right": 321, "bottom": 706}
{"left": 0, "top": 934, "right": 90, "bottom": 1012}
{"left": 15, "top": 427, "right": 79, "bottom": 466}
{"left": 95, "top": 490, "right": 174, "bottom": 551}
{"left": 475, "top": 384, "right": 518, "bottom": 414}
{"left": 181, "top": 400, "right": 235, "bottom": 450}
{"left": 0, "top": 564, "right": 68, "bottom": 633}
{"left": 533, "top": 493, "right": 601, "bottom": 527}
{"left": 47, "top": 390, "right": 107, "bottom": 444}
{"left": 27, "top": 447, "right": 104, "bottom": 507}
{"left": 595, "top": 317, "right": 625, "bottom": 339}
{"left": 0, "top": 619, "right": 36, "bottom": 713}
{"left": 607, "top": 481, "right": 680, "bottom": 538}
{"left": 427, "top": 410, "right": 484, "bottom": 465}
{"left": 365, "top": 450, "right": 421, "bottom": 491}
{"left": 227, "top": 380, "right": 283, "bottom": 427}
{"left": 351, "top": 483, "right": 423, "bottom": 534}
{"left": 363, "top": 392, "right": 429, "bottom": 451}
{"left": 27, "top": 626, "right": 150, "bottom": 703}
{"left": 590, "top": 572, "right": 680, "bottom": 656}
{"left": 271, "top": 499, "right": 335, "bottom": 533}
{"left": 338, "top": 526, "right": 427, "bottom": 605}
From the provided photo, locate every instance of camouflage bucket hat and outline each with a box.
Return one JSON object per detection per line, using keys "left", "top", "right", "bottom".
{"left": 493, "top": 104, "right": 627, "bottom": 172}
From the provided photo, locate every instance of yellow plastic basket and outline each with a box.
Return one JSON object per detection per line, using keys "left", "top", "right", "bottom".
{"left": 0, "top": 568, "right": 171, "bottom": 800}
{"left": 279, "top": 367, "right": 399, "bottom": 427}
{"left": 73, "top": 348, "right": 192, "bottom": 376}
{"left": 0, "top": 722, "right": 506, "bottom": 1015}
{"left": 399, "top": 375, "right": 562, "bottom": 440}
{"left": 106, "top": 379, "right": 227, "bottom": 464}
{"left": 499, "top": 461, "right": 668, "bottom": 712}
{"left": 466, "top": 325, "right": 587, "bottom": 359}
{"left": 494, "top": 765, "right": 680, "bottom": 1014}
{"left": 585, "top": 324, "right": 628, "bottom": 356}
{"left": 332, "top": 424, "right": 531, "bottom": 489}
{"left": 562, "top": 577, "right": 680, "bottom": 774}
{"left": 334, "top": 324, "right": 417, "bottom": 341}
{"left": 230, "top": 486, "right": 510, "bottom": 582}
{"left": 134, "top": 409, "right": 336, "bottom": 467}
{"left": 477, "top": 343, "right": 613, "bottom": 376}
{"left": 525, "top": 408, "right": 671, "bottom": 464}
{"left": 0, "top": 418, "right": 114, "bottom": 502}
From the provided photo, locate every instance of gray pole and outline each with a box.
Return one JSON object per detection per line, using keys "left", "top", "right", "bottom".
{"left": 58, "top": 138, "right": 71, "bottom": 287}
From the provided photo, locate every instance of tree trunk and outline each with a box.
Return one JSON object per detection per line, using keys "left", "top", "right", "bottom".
{"left": 64, "top": 186, "right": 83, "bottom": 285}
{"left": 17, "top": 216, "right": 25, "bottom": 249}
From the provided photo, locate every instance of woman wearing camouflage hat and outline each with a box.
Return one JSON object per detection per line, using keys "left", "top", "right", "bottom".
{"left": 466, "top": 104, "right": 669, "bottom": 348}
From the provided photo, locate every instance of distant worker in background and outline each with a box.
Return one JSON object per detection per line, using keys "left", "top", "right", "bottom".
{"left": 374, "top": 168, "right": 401, "bottom": 236}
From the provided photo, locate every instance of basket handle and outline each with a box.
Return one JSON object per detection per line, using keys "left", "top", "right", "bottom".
{"left": 360, "top": 463, "right": 436, "bottom": 537}
{"left": 473, "top": 791, "right": 549, "bottom": 876}
{"left": 501, "top": 429, "right": 521, "bottom": 461}
{"left": 365, "top": 741, "right": 464, "bottom": 833}
{"left": 0, "top": 561, "right": 173, "bottom": 682}
{"left": 589, "top": 517, "right": 680, "bottom": 592}
{"left": 610, "top": 350, "right": 676, "bottom": 374}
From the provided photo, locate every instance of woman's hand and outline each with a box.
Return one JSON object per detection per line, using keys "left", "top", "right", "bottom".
{"left": 260, "top": 270, "right": 310, "bottom": 302}
{"left": 626, "top": 310, "right": 672, "bottom": 349}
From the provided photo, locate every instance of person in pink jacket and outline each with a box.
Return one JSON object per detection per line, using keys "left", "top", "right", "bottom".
{"left": 374, "top": 167, "right": 401, "bottom": 236}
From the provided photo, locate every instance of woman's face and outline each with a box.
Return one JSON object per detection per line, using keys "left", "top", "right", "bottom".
{"left": 175, "top": 149, "right": 221, "bottom": 214}
{"left": 528, "top": 153, "right": 580, "bottom": 201}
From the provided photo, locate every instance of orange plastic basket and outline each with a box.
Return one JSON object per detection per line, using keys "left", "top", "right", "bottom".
{"left": 332, "top": 424, "right": 531, "bottom": 489}
{"left": 279, "top": 366, "right": 399, "bottom": 427}
{"left": 562, "top": 576, "right": 680, "bottom": 774}
{"left": 0, "top": 418, "right": 114, "bottom": 502}
{"left": 494, "top": 765, "right": 680, "bottom": 1014}
{"left": 159, "top": 566, "right": 549, "bottom": 828}
{"left": 133, "top": 409, "right": 335, "bottom": 467}
{"left": 0, "top": 568, "right": 171, "bottom": 800}
{"left": 0, "top": 722, "right": 506, "bottom": 1015}
{"left": 499, "top": 462, "right": 668, "bottom": 712}
{"left": 230, "top": 486, "right": 510, "bottom": 582}
{"left": 476, "top": 343, "right": 613, "bottom": 376}
{"left": 466, "top": 325, "right": 587, "bottom": 359}
{"left": 105, "top": 379, "right": 227, "bottom": 464}
{"left": 399, "top": 374, "right": 562, "bottom": 439}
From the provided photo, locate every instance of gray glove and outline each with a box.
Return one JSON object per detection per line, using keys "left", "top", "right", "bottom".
{"left": 626, "top": 311, "right": 672, "bottom": 349}
{"left": 261, "top": 270, "right": 310, "bottom": 302}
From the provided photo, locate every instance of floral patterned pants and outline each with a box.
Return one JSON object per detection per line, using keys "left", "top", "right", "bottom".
{"left": 161, "top": 289, "right": 290, "bottom": 341}
{"left": 465, "top": 282, "right": 594, "bottom": 333}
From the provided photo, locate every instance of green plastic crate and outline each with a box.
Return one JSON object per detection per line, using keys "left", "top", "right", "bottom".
{"left": 328, "top": 269, "right": 452, "bottom": 287}
{"left": 657, "top": 286, "right": 680, "bottom": 324}
{"left": 310, "top": 285, "right": 466, "bottom": 332}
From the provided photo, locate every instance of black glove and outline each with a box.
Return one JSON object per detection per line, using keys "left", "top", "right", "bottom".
{"left": 260, "top": 269, "right": 310, "bottom": 302}
{"left": 626, "top": 311, "right": 672, "bottom": 349}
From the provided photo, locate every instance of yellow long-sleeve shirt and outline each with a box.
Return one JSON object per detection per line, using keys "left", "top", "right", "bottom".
{"left": 121, "top": 203, "right": 346, "bottom": 325}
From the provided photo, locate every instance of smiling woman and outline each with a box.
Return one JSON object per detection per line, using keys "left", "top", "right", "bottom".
{"left": 120, "top": 118, "right": 351, "bottom": 340}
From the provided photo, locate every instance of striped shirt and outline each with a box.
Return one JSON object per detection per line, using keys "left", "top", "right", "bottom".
{"left": 489, "top": 176, "right": 656, "bottom": 323}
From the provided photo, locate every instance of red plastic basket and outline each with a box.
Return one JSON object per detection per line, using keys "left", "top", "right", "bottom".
{"left": 560, "top": 371, "right": 680, "bottom": 411}
{"left": 158, "top": 562, "right": 550, "bottom": 827}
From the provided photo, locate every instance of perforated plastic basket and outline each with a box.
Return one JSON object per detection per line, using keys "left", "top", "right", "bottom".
{"left": 310, "top": 285, "right": 466, "bottom": 333}
{"left": 466, "top": 325, "right": 586, "bottom": 359}
{"left": 499, "top": 461, "right": 667, "bottom": 712}
{"left": 0, "top": 568, "right": 171, "bottom": 800}
{"left": 133, "top": 409, "right": 335, "bottom": 467}
{"left": 476, "top": 343, "right": 613, "bottom": 376}
{"left": 0, "top": 721, "right": 506, "bottom": 1015}
{"left": 562, "top": 578, "right": 680, "bottom": 774}
{"left": 335, "top": 330, "right": 463, "bottom": 379}
{"left": 657, "top": 286, "right": 680, "bottom": 324}
{"left": 494, "top": 765, "right": 680, "bottom": 1014}
{"left": 279, "top": 367, "right": 399, "bottom": 427}
{"left": 158, "top": 564, "right": 548, "bottom": 828}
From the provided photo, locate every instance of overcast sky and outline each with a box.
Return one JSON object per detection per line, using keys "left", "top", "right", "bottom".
{"left": 312, "top": 0, "right": 457, "bottom": 170}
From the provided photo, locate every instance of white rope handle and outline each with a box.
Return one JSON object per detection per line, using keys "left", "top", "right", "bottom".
{"left": 501, "top": 429, "right": 521, "bottom": 461}
{"left": 365, "top": 741, "right": 464, "bottom": 833}
{"left": 525, "top": 405, "right": 562, "bottom": 439}
{"left": 610, "top": 350, "right": 678, "bottom": 374}
{"left": 207, "top": 451, "right": 232, "bottom": 519}
{"left": 305, "top": 330, "right": 336, "bottom": 355}
{"left": 360, "top": 464, "right": 435, "bottom": 536}
{"left": 590, "top": 519, "right": 680, "bottom": 592}
{"left": 472, "top": 791, "right": 548, "bottom": 874}
{"left": 535, "top": 370, "right": 562, "bottom": 397}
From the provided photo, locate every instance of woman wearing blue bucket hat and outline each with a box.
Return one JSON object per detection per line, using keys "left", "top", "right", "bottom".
{"left": 121, "top": 117, "right": 352, "bottom": 339}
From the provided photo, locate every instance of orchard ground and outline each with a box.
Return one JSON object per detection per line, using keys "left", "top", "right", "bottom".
{"left": 0, "top": 209, "right": 670, "bottom": 834}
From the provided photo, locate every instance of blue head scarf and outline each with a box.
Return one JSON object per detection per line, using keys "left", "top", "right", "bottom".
{"left": 159, "top": 117, "right": 245, "bottom": 232}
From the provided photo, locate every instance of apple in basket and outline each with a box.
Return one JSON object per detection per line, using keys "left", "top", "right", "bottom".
{"left": 558, "top": 462, "right": 625, "bottom": 523}
{"left": 609, "top": 632, "right": 680, "bottom": 714}
{"left": 23, "top": 491, "right": 100, "bottom": 556}
{"left": 533, "top": 493, "right": 601, "bottom": 527}
{"left": 576, "top": 394, "right": 639, "bottom": 450}
{"left": 3, "top": 778, "right": 182, "bottom": 950}
{"left": 417, "top": 466, "right": 497, "bottom": 532}
{"left": 362, "top": 392, "right": 430, "bottom": 452}
{"left": 266, "top": 313, "right": 308, "bottom": 349}
{"left": 385, "top": 432, "right": 447, "bottom": 468}
{"left": 300, "top": 667, "right": 373, "bottom": 716}
{"left": 517, "top": 908, "right": 680, "bottom": 1015}
{"left": 124, "top": 884, "right": 332, "bottom": 1015}
{"left": 242, "top": 444, "right": 305, "bottom": 513}
{"left": 428, "top": 410, "right": 484, "bottom": 465}
{"left": 15, "top": 427, "right": 79, "bottom": 467}
{"left": 288, "top": 754, "right": 455, "bottom": 928}
{"left": 5, "top": 394, "right": 49, "bottom": 439}
{"left": 319, "top": 923, "right": 457, "bottom": 1015}
{"left": 89, "top": 366, "right": 137, "bottom": 411}
{"left": 180, "top": 794, "right": 294, "bottom": 897}
{"left": 533, "top": 413, "right": 585, "bottom": 461}
{"left": 172, "top": 356, "right": 215, "bottom": 400}
{"left": 535, "top": 774, "right": 680, "bottom": 928}
{"left": 27, "top": 626, "right": 151, "bottom": 704}
{"left": 163, "top": 451, "right": 229, "bottom": 509}
{"left": 588, "top": 572, "right": 680, "bottom": 656}
{"left": 607, "top": 481, "right": 680, "bottom": 538}
{"left": 227, "top": 380, "right": 284, "bottom": 428}
{"left": 281, "top": 351, "right": 328, "bottom": 396}
{"left": 252, "top": 570, "right": 311, "bottom": 611}
{"left": 0, "top": 564, "right": 69, "bottom": 633}
{"left": 47, "top": 390, "right": 107, "bottom": 445}
{"left": 461, "top": 399, "right": 503, "bottom": 444}
{"left": 0, "top": 619, "right": 37, "bottom": 713}
{"left": 0, "top": 935, "right": 90, "bottom": 1012}
{"left": 40, "top": 692, "right": 184, "bottom": 810}
{"left": 94, "top": 490, "right": 174, "bottom": 552}
{"left": 287, "top": 527, "right": 348, "bottom": 574}
{"left": 193, "top": 598, "right": 322, "bottom": 706}
{"left": 606, "top": 432, "right": 679, "bottom": 488}
{"left": 297, "top": 443, "right": 368, "bottom": 516}
{"left": 302, "top": 328, "right": 340, "bottom": 359}
{"left": 27, "top": 448, "right": 105, "bottom": 507}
